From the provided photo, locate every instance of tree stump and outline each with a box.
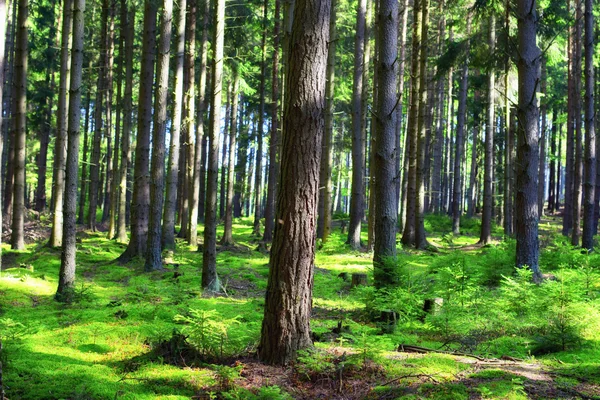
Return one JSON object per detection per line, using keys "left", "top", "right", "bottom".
{"left": 379, "top": 310, "right": 397, "bottom": 334}
{"left": 351, "top": 273, "right": 368, "bottom": 287}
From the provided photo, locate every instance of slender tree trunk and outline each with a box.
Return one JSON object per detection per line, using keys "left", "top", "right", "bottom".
{"left": 373, "top": 0, "right": 397, "bottom": 286}
{"left": 9, "top": 0, "right": 27, "bottom": 250}
{"left": 188, "top": 0, "right": 209, "bottom": 246}
{"left": 563, "top": 8, "right": 575, "bottom": 236}
{"left": 263, "top": 0, "right": 282, "bottom": 243}
{"left": 515, "top": 0, "right": 541, "bottom": 281}
{"left": 397, "top": 0, "right": 409, "bottom": 224}
{"left": 233, "top": 105, "right": 248, "bottom": 219}
{"left": 258, "top": 0, "right": 330, "bottom": 364}
{"left": 431, "top": 2, "right": 445, "bottom": 214}
{"left": 102, "top": 2, "right": 115, "bottom": 224}
{"left": 480, "top": 14, "right": 495, "bottom": 244}
{"left": 56, "top": 0, "right": 84, "bottom": 299}
{"left": 49, "top": 0, "right": 72, "bottom": 246}
{"left": 116, "top": 0, "right": 133, "bottom": 243}
{"left": 252, "top": 0, "right": 268, "bottom": 237}
{"left": 451, "top": 15, "right": 471, "bottom": 235}
{"left": 221, "top": 66, "right": 239, "bottom": 246}
{"left": 366, "top": 0, "right": 375, "bottom": 252}
{"left": 537, "top": 58, "right": 547, "bottom": 219}
{"left": 572, "top": 0, "right": 583, "bottom": 246}
{"left": 162, "top": 0, "right": 186, "bottom": 250}
{"left": 582, "top": 0, "right": 595, "bottom": 250}
{"left": 145, "top": 0, "right": 171, "bottom": 271}
{"left": 117, "top": 0, "right": 156, "bottom": 262}
{"left": 0, "top": 0, "right": 8, "bottom": 263}
{"left": 466, "top": 107, "right": 479, "bottom": 218}
{"left": 202, "top": 0, "right": 224, "bottom": 292}
{"left": 219, "top": 86, "right": 231, "bottom": 220}
{"left": 401, "top": 1, "right": 422, "bottom": 245}
{"left": 2, "top": 0, "right": 15, "bottom": 222}
{"left": 549, "top": 109, "right": 557, "bottom": 214}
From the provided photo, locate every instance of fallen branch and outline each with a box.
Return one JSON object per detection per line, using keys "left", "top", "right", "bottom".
{"left": 397, "top": 344, "right": 503, "bottom": 362}
{"left": 381, "top": 372, "right": 440, "bottom": 386}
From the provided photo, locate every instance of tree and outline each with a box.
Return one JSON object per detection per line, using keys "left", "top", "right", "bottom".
{"left": 515, "top": 0, "right": 541, "bottom": 282}
{"left": 162, "top": 0, "right": 186, "bottom": 251}
{"left": 581, "top": 0, "right": 595, "bottom": 250}
{"left": 145, "top": 0, "right": 172, "bottom": 271}
{"left": 202, "top": 0, "right": 224, "bottom": 293}
{"left": 56, "top": 0, "right": 84, "bottom": 299}
{"left": 117, "top": 0, "right": 156, "bottom": 262}
{"left": 10, "top": 0, "right": 27, "bottom": 251}
{"left": 346, "top": 0, "right": 366, "bottom": 249}
{"left": 373, "top": 0, "right": 397, "bottom": 286}
{"left": 258, "top": 0, "right": 330, "bottom": 365}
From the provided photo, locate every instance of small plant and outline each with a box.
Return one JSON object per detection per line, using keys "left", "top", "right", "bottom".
{"left": 211, "top": 363, "right": 243, "bottom": 391}
{"left": 174, "top": 309, "right": 241, "bottom": 361}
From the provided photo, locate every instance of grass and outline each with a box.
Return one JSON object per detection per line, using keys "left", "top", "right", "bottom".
{"left": 1, "top": 215, "right": 600, "bottom": 399}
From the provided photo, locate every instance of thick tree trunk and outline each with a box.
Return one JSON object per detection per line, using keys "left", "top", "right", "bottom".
{"left": 373, "top": 0, "right": 397, "bottom": 286}
{"left": 582, "top": 0, "right": 595, "bottom": 251}
{"left": 263, "top": 0, "right": 282, "bottom": 243}
{"left": 0, "top": 0, "right": 7, "bottom": 261}
{"left": 202, "top": 0, "right": 224, "bottom": 292}
{"left": 480, "top": 14, "right": 495, "bottom": 244}
{"left": 145, "top": 0, "right": 171, "bottom": 271}
{"left": 161, "top": 0, "right": 186, "bottom": 250}
{"left": 117, "top": 0, "right": 156, "bottom": 262}
{"left": 9, "top": 0, "right": 27, "bottom": 250}
{"left": 56, "top": 0, "right": 84, "bottom": 299}
{"left": 116, "top": 0, "right": 133, "bottom": 243}
{"left": 515, "top": 0, "right": 542, "bottom": 281}
{"left": 258, "top": 0, "right": 329, "bottom": 364}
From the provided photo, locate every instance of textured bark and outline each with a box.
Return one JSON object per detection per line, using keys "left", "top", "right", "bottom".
{"left": 49, "top": 0, "right": 71, "bottom": 244}
{"left": 582, "top": 0, "right": 595, "bottom": 251}
{"left": 188, "top": 0, "right": 209, "bottom": 246}
{"left": 466, "top": 107, "right": 479, "bottom": 219}
{"left": 221, "top": 67, "right": 239, "bottom": 246}
{"left": 537, "top": 59, "right": 547, "bottom": 219}
{"left": 414, "top": 0, "right": 429, "bottom": 249}
{"left": 572, "top": 0, "right": 583, "bottom": 246}
{"left": 202, "top": 0, "right": 224, "bottom": 292}
{"left": 233, "top": 106, "right": 248, "bottom": 218}
{"left": 252, "top": 0, "right": 268, "bottom": 237}
{"left": 0, "top": 0, "right": 7, "bottom": 261}
{"left": 364, "top": 0, "right": 374, "bottom": 252}
{"left": 182, "top": 0, "right": 196, "bottom": 242}
{"left": 9, "top": 0, "right": 27, "bottom": 250}
{"left": 548, "top": 109, "right": 557, "bottom": 214}
{"left": 430, "top": 2, "right": 445, "bottom": 214}
{"left": 77, "top": 83, "right": 90, "bottom": 225}
{"left": 56, "top": 0, "right": 84, "bottom": 299}
{"left": 145, "top": 0, "right": 171, "bottom": 271}
{"left": 397, "top": 0, "right": 409, "bottom": 226}
{"left": 480, "top": 14, "right": 495, "bottom": 244}
{"left": 258, "top": 0, "right": 329, "bottom": 365}
{"left": 102, "top": 2, "right": 115, "bottom": 225}
{"left": 563, "top": 7, "right": 575, "bottom": 236}
{"left": 263, "top": 0, "right": 282, "bottom": 243}
{"left": 346, "top": 0, "right": 366, "bottom": 249}
{"left": 515, "top": 0, "right": 541, "bottom": 281}
{"left": 451, "top": 15, "right": 470, "bottom": 235}
{"left": 162, "top": 0, "right": 186, "bottom": 250}
{"left": 401, "top": 0, "right": 422, "bottom": 245}
{"left": 219, "top": 88, "right": 231, "bottom": 220}
{"left": 87, "top": 0, "right": 109, "bottom": 231}
{"left": 118, "top": 0, "right": 156, "bottom": 262}
{"left": 198, "top": 134, "right": 208, "bottom": 222}
{"left": 116, "top": 0, "right": 133, "bottom": 243}
{"left": 2, "top": 0, "right": 15, "bottom": 221}
{"left": 373, "top": 0, "right": 397, "bottom": 286}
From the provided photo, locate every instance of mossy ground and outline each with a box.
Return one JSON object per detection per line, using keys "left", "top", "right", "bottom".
{"left": 1, "top": 215, "right": 599, "bottom": 399}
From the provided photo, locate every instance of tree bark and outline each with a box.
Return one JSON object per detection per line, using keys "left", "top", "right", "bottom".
{"left": 515, "top": 0, "right": 541, "bottom": 281}
{"left": 102, "top": 1, "right": 115, "bottom": 225}
{"left": 56, "top": 0, "right": 84, "bottom": 299}
{"left": 582, "top": 0, "right": 595, "bottom": 250}
{"left": 117, "top": 0, "right": 156, "bottom": 262}
{"left": 346, "top": 0, "right": 366, "bottom": 249}
{"left": 9, "top": 0, "right": 27, "bottom": 250}
{"left": 373, "top": 0, "right": 397, "bottom": 286}
{"left": 537, "top": 58, "right": 547, "bottom": 219}
{"left": 258, "top": 0, "right": 330, "bottom": 364}
{"left": 221, "top": 66, "right": 239, "bottom": 246}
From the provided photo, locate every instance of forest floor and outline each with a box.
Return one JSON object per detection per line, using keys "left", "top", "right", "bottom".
{"left": 1, "top": 214, "right": 600, "bottom": 399}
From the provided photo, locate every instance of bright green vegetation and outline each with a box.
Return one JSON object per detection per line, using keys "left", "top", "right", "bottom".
{"left": 1, "top": 216, "right": 600, "bottom": 399}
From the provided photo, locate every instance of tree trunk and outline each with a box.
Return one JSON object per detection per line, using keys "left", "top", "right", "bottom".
{"left": 9, "top": 0, "right": 27, "bottom": 250}
{"left": 202, "top": 0, "right": 224, "bottom": 292}
{"left": 188, "top": 0, "right": 209, "bottom": 246}
{"left": 258, "top": 0, "right": 330, "bottom": 364}
{"left": 571, "top": 0, "right": 583, "bottom": 246}
{"left": 233, "top": 106, "right": 248, "bottom": 219}
{"left": 537, "top": 58, "right": 547, "bottom": 219}
{"left": 162, "top": 0, "right": 186, "bottom": 250}
{"left": 563, "top": 7, "right": 575, "bottom": 236}
{"left": 582, "top": 0, "right": 595, "bottom": 250}
{"left": 116, "top": 0, "right": 133, "bottom": 243}
{"left": 430, "top": 2, "right": 445, "bottom": 214}
{"left": 263, "top": 0, "right": 282, "bottom": 243}
{"left": 145, "top": 0, "right": 171, "bottom": 271}
{"left": 0, "top": 0, "right": 8, "bottom": 261}
{"left": 56, "top": 0, "right": 84, "bottom": 299}
{"left": 102, "top": 2, "right": 115, "bottom": 225}
{"left": 451, "top": 14, "right": 471, "bottom": 235}
{"left": 346, "top": 0, "right": 366, "bottom": 249}
{"left": 480, "top": 14, "right": 495, "bottom": 244}
{"left": 117, "top": 0, "right": 156, "bottom": 262}
{"left": 221, "top": 65, "right": 239, "bottom": 246}
{"left": 548, "top": 109, "right": 557, "bottom": 214}
{"left": 219, "top": 86, "right": 231, "bottom": 220}
{"left": 373, "top": 0, "right": 397, "bottom": 286}
{"left": 466, "top": 107, "right": 479, "bottom": 219}
{"left": 515, "top": 0, "right": 541, "bottom": 281}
